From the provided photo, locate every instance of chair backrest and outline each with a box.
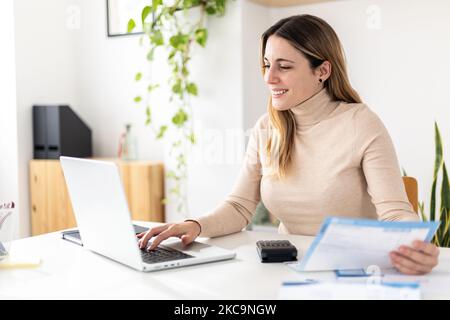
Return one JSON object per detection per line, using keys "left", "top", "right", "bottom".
{"left": 402, "top": 176, "right": 418, "bottom": 213}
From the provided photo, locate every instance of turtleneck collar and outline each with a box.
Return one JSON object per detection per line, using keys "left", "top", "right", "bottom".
{"left": 290, "top": 88, "right": 338, "bottom": 127}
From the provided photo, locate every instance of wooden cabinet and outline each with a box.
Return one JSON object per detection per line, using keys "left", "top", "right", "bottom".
{"left": 29, "top": 159, "right": 165, "bottom": 236}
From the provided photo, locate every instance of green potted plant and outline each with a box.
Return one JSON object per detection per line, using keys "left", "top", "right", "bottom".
{"left": 419, "top": 122, "right": 450, "bottom": 247}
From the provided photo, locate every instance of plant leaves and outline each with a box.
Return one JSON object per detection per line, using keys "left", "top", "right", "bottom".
{"left": 205, "top": 6, "right": 216, "bottom": 15}
{"left": 186, "top": 82, "right": 198, "bottom": 96}
{"left": 135, "top": 72, "right": 142, "bottom": 81}
{"left": 181, "top": 66, "right": 189, "bottom": 77}
{"left": 150, "top": 30, "right": 164, "bottom": 46}
{"left": 156, "top": 125, "right": 167, "bottom": 139}
{"left": 146, "top": 47, "right": 155, "bottom": 61}
{"left": 188, "top": 132, "right": 196, "bottom": 144}
{"left": 171, "top": 109, "right": 188, "bottom": 127}
{"left": 134, "top": 96, "right": 142, "bottom": 103}
{"left": 127, "top": 19, "right": 136, "bottom": 33}
{"left": 147, "top": 84, "right": 159, "bottom": 92}
{"left": 145, "top": 106, "right": 152, "bottom": 125}
{"left": 431, "top": 179, "right": 438, "bottom": 221}
{"left": 195, "top": 28, "right": 208, "bottom": 47}
{"left": 152, "top": 0, "right": 162, "bottom": 11}
{"left": 441, "top": 162, "right": 450, "bottom": 210}
{"left": 166, "top": 170, "right": 179, "bottom": 180}
{"left": 141, "top": 6, "right": 152, "bottom": 25}
{"left": 419, "top": 201, "right": 427, "bottom": 221}
{"left": 440, "top": 163, "right": 450, "bottom": 246}
{"left": 172, "top": 80, "right": 182, "bottom": 94}
{"left": 434, "top": 122, "right": 444, "bottom": 179}
{"left": 169, "top": 33, "right": 189, "bottom": 51}
{"left": 431, "top": 122, "right": 444, "bottom": 221}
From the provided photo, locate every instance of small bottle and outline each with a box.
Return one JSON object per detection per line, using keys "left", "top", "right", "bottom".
{"left": 119, "top": 124, "right": 138, "bottom": 161}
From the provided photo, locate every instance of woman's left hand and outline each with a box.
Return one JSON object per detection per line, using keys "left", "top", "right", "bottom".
{"left": 390, "top": 240, "right": 439, "bottom": 275}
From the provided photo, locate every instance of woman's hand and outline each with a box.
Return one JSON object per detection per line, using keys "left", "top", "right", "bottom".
{"left": 389, "top": 240, "right": 439, "bottom": 275}
{"left": 137, "top": 221, "right": 201, "bottom": 251}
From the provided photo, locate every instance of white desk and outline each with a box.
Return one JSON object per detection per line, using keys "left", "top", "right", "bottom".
{"left": 1, "top": 222, "right": 450, "bottom": 299}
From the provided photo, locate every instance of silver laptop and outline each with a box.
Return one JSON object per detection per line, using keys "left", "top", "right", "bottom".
{"left": 60, "top": 156, "right": 236, "bottom": 272}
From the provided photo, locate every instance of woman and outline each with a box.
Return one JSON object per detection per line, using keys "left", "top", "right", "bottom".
{"left": 138, "top": 15, "right": 439, "bottom": 275}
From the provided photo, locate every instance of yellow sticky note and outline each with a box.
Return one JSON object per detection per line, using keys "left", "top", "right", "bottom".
{"left": 0, "top": 254, "right": 41, "bottom": 269}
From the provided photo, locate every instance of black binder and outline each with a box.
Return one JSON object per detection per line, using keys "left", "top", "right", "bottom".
{"left": 33, "top": 105, "right": 92, "bottom": 159}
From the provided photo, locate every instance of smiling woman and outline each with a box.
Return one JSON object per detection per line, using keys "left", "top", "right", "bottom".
{"left": 261, "top": 15, "right": 361, "bottom": 179}
{"left": 138, "top": 14, "right": 440, "bottom": 276}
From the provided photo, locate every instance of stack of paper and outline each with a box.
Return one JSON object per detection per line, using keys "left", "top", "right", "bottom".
{"left": 294, "top": 217, "right": 439, "bottom": 271}
{"left": 278, "top": 280, "right": 421, "bottom": 300}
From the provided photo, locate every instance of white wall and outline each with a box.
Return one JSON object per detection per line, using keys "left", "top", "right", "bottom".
{"left": 14, "top": 0, "right": 80, "bottom": 238}
{"left": 0, "top": 0, "right": 19, "bottom": 240}
{"left": 271, "top": 0, "right": 450, "bottom": 213}
{"left": 242, "top": 0, "right": 271, "bottom": 131}
{"left": 72, "top": 0, "right": 165, "bottom": 162}
{"left": 185, "top": 0, "right": 246, "bottom": 221}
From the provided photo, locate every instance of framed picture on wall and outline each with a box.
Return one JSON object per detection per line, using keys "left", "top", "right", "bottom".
{"left": 106, "top": 0, "right": 148, "bottom": 37}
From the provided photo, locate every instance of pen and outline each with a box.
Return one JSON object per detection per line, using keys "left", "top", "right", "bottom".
{"left": 282, "top": 279, "right": 319, "bottom": 286}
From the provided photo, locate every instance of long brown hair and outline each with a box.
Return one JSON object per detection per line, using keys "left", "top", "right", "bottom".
{"left": 261, "top": 14, "right": 361, "bottom": 178}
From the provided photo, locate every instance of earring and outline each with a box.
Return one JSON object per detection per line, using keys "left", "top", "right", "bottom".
{"left": 319, "top": 78, "right": 323, "bottom": 83}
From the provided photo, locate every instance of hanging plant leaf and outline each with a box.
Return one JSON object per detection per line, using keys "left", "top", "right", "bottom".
{"left": 152, "top": 0, "right": 162, "bottom": 11}
{"left": 205, "top": 6, "right": 216, "bottom": 15}
{"left": 172, "top": 109, "right": 188, "bottom": 127}
{"left": 169, "top": 33, "right": 189, "bottom": 51}
{"left": 172, "top": 80, "right": 183, "bottom": 94}
{"left": 145, "top": 106, "right": 152, "bottom": 125}
{"left": 150, "top": 30, "right": 164, "bottom": 46}
{"left": 135, "top": 72, "right": 142, "bottom": 81}
{"left": 188, "top": 132, "right": 196, "bottom": 144}
{"left": 195, "top": 28, "right": 208, "bottom": 47}
{"left": 156, "top": 125, "right": 167, "bottom": 139}
{"left": 141, "top": 6, "right": 152, "bottom": 25}
{"left": 127, "top": 19, "right": 136, "bottom": 33}
{"left": 146, "top": 47, "right": 156, "bottom": 61}
{"left": 147, "top": 84, "right": 159, "bottom": 92}
{"left": 186, "top": 82, "right": 198, "bottom": 96}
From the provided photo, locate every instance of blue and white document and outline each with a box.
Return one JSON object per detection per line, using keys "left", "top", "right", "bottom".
{"left": 294, "top": 217, "right": 439, "bottom": 272}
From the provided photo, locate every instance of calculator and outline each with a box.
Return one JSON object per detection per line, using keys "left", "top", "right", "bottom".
{"left": 256, "top": 240, "right": 298, "bottom": 263}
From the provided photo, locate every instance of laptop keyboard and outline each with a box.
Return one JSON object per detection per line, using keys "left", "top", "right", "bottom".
{"left": 140, "top": 245, "right": 193, "bottom": 264}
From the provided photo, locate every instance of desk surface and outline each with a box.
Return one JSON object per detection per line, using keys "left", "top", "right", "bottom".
{"left": 1, "top": 222, "right": 450, "bottom": 299}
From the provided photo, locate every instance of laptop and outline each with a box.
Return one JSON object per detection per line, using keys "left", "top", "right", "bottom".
{"left": 60, "top": 156, "right": 236, "bottom": 272}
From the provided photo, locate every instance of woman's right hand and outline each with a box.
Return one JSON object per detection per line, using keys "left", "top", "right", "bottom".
{"left": 137, "top": 221, "right": 201, "bottom": 251}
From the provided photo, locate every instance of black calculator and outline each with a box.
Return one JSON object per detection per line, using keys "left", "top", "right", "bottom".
{"left": 256, "top": 240, "right": 298, "bottom": 263}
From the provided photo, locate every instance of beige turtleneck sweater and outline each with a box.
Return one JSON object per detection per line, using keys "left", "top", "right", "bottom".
{"left": 196, "top": 88, "right": 419, "bottom": 238}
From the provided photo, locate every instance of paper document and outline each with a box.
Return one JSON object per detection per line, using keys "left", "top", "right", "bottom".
{"left": 294, "top": 217, "right": 439, "bottom": 271}
{"left": 278, "top": 281, "right": 421, "bottom": 300}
